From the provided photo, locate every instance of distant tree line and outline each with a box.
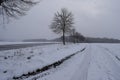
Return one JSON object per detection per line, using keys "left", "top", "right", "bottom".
{"left": 85, "top": 37, "right": 120, "bottom": 43}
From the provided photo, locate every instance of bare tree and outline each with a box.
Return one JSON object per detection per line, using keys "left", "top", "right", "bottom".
{"left": 70, "top": 29, "right": 85, "bottom": 43}
{"left": 50, "top": 8, "right": 74, "bottom": 45}
{"left": 70, "top": 29, "right": 76, "bottom": 43}
{"left": 0, "top": 0, "right": 39, "bottom": 24}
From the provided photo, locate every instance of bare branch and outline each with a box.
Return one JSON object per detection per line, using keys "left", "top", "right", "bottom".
{"left": 50, "top": 8, "right": 74, "bottom": 45}
{"left": 0, "top": 0, "right": 39, "bottom": 24}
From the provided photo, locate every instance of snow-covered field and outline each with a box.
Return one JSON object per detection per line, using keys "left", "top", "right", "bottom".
{"left": 0, "top": 43, "right": 120, "bottom": 80}
{"left": 0, "top": 42, "right": 59, "bottom": 45}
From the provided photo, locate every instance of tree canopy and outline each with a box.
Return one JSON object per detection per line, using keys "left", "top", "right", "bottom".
{"left": 0, "top": 0, "right": 38, "bottom": 24}
{"left": 50, "top": 8, "right": 74, "bottom": 45}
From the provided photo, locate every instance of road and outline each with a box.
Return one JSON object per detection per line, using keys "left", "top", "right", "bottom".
{"left": 70, "top": 44, "right": 120, "bottom": 80}
{"left": 34, "top": 44, "right": 120, "bottom": 80}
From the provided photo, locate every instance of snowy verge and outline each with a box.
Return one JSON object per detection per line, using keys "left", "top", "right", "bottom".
{"left": 13, "top": 47, "right": 86, "bottom": 80}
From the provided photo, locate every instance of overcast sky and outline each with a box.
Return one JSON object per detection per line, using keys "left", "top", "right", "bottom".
{"left": 0, "top": 0, "right": 120, "bottom": 41}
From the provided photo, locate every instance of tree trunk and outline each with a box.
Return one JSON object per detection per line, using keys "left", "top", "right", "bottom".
{"left": 62, "top": 29, "right": 65, "bottom": 45}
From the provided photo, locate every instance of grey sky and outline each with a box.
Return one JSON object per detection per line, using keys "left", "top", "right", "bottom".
{"left": 0, "top": 0, "right": 120, "bottom": 40}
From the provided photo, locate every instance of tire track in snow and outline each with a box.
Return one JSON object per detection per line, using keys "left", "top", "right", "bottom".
{"left": 70, "top": 44, "right": 120, "bottom": 80}
{"left": 70, "top": 45, "right": 92, "bottom": 80}
{"left": 93, "top": 45, "right": 120, "bottom": 80}
{"left": 89, "top": 45, "right": 113, "bottom": 80}
{"left": 98, "top": 45, "right": 120, "bottom": 62}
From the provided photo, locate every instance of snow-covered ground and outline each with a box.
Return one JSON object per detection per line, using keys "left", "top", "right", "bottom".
{"left": 0, "top": 43, "right": 120, "bottom": 80}
{"left": 0, "top": 42, "right": 59, "bottom": 45}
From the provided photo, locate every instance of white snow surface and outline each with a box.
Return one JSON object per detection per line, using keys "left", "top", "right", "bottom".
{"left": 0, "top": 43, "right": 120, "bottom": 80}
{"left": 0, "top": 42, "right": 59, "bottom": 45}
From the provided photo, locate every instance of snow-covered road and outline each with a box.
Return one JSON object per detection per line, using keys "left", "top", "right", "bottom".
{"left": 88, "top": 45, "right": 120, "bottom": 80}
{"left": 71, "top": 45, "right": 120, "bottom": 80}
{"left": 37, "top": 44, "right": 120, "bottom": 80}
